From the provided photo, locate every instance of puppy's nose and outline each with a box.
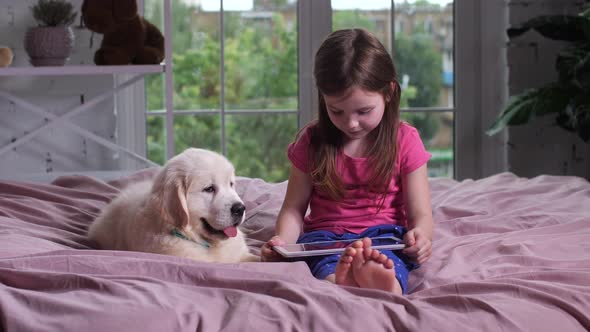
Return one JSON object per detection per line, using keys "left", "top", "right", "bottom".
{"left": 231, "top": 202, "right": 245, "bottom": 218}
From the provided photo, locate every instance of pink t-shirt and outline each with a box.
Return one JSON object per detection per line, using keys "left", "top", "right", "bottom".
{"left": 287, "top": 122, "right": 431, "bottom": 234}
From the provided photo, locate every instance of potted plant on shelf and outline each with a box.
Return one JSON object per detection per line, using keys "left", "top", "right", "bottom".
{"left": 487, "top": 2, "right": 590, "bottom": 143}
{"left": 24, "top": 0, "right": 77, "bottom": 66}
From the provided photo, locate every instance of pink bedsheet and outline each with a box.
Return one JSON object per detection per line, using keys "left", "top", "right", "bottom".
{"left": 0, "top": 171, "right": 589, "bottom": 331}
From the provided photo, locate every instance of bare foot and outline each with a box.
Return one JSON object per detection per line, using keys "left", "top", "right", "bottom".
{"left": 351, "top": 238, "right": 402, "bottom": 294}
{"left": 334, "top": 240, "right": 363, "bottom": 287}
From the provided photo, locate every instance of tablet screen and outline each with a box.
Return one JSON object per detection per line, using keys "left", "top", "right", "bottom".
{"left": 273, "top": 236, "right": 405, "bottom": 257}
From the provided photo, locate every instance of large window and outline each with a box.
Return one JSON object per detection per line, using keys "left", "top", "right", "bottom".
{"left": 145, "top": 0, "right": 298, "bottom": 182}
{"left": 332, "top": 0, "right": 454, "bottom": 177}
{"left": 144, "top": 0, "right": 454, "bottom": 181}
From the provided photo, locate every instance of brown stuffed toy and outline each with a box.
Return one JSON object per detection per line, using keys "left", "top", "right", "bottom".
{"left": 81, "top": 0, "right": 165, "bottom": 65}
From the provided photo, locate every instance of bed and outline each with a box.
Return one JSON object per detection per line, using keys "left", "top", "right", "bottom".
{"left": 1, "top": 170, "right": 589, "bottom": 331}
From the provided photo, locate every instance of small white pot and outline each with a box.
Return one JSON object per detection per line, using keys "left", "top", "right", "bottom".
{"left": 24, "top": 26, "right": 75, "bottom": 66}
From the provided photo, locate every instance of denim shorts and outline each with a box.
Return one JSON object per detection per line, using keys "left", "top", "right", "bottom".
{"left": 296, "top": 224, "right": 418, "bottom": 294}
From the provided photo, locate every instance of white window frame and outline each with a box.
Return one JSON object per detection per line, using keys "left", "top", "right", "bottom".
{"left": 298, "top": 0, "right": 508, "bottom": 180}
{"left": 122, "top": 0, "right": 508, "bottom": 180}
{"left": 298, "top": 0, "right": 331, "bottom": 128}
{"left": 455, "top": 0, "right": 507, "bottom": 179}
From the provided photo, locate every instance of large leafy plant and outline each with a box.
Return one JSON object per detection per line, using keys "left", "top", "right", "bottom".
{"left": 487, "top": 2, "right": 590, "bottom": 142}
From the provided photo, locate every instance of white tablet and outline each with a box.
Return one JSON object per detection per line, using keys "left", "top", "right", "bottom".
{"left": 272, "top": 236, "right": 406, "bottom": 258}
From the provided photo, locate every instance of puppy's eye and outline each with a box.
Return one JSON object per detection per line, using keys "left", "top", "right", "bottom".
{"left": 230, "top": 181, "right": 234, "bottom": 187}
{"left": 203, "top": 185, "right": 215, "bottom": 193}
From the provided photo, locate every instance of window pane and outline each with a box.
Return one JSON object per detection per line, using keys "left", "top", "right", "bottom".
{"left": 174, "top": 114, "right": 221, "bottom": 155}
{"left": 144, "top": 1, "right": 165, "bottom": 112}
{"left": 332, "top": 0, "right": 392, "bottom": 53}
{"left": 223, "top": 1, "right": 298, "bottom": 110}
{"left": 395, "top": 1, "right": 454, "bottom": 108}
{"left": 401, "top": 111, "right": 454, "bottom": 177}
{"left": 145, "top": 0, "right": 299, "bottom": 181}
{"left": 147, "top": 115, "right": 165, "bottom": 165}
{"left": 147, "top": 114, "right": 222, "bottom": 164}
{"left": 331, "top": 1, "right": 454, "bottom": 108}
{"left": 332, "top": 1, "right": 455, "bottom": 178}
{"left": 145, "top": 0, "right": 223, "bottom": 112}
{"left": 179, "top": 1, "right": 222, "bottom": 110}
{"left": 223, "top": 0, "right": 299, "bottom": 182}
{"left": 226, "top": 113, "right": 297, "bottom": 182}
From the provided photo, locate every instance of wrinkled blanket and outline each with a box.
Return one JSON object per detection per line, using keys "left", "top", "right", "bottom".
{"left": 0, "top": 171, "right": 589, "bottom": 331}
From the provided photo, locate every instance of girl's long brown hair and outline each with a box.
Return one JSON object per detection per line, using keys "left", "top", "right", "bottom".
{"left": 309, "top": 28, "right": 401, "bottom": 202}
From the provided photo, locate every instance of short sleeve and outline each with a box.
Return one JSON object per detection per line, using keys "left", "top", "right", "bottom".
{"left": 398, "top": 123, "right": 431, "bottom": 175}
{"left": 287, "top": 127, "right": 312, "bottom": 173}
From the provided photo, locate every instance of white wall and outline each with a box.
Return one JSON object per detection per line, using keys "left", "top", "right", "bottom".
{"left": 506, "top": 0, "right": 590, "bottom": 179}
{"left": 0, "top": 0, "right": 124, "bottom": 177}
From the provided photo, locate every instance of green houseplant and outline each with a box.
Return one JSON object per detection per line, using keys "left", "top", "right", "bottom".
{"left": 487, "top": 2, "right": 590, "bottom": 142}
{"left": 24, "top": 0, "right": 78, "bottom": 66}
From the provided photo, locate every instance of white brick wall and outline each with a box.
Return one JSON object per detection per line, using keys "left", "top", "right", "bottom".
{"left": 0, "top": 0, "right": 122, "bottom": 177}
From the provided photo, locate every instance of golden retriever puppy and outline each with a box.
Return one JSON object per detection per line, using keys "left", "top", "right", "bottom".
{"left": 88, "top": 148, "right": 258, "bottom": 263}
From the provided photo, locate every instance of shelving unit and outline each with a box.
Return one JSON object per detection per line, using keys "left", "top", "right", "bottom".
{"left": 0, "top": 65, "right": 164, "bottom": 77}
{"left": 0, "top": 0, "right": 174, "bottom": 168}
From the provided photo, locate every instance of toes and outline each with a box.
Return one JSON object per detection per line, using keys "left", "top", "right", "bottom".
{"left": 376, "top": 252, "right": 388, "bottom": 263}
{"left": 351, "top": 245, "right": 366, "bottom": 269}
{"left": 362, "top": 238, "right": 376, "bottom": 260}
{"left": 383, "top": 258, "right": 394, "bottom": 269}
{"left": 373, "top": 252, "right": 394, "bottom": 269}
{"left": 361, "top": 237, "right": 372, "bottom": 249}
{"left": 339, "top": 254, "right": 354, "bottom": 264}
{"left": 350, "top": 240, "right": 364, "bottom": 249}
{"left": 363, "top": 247, "right": 372, "bottom": 260}
{"left": 336, "top": 253, "right": 358, "bottom": 287}
{"left": 370, "top": 249, "right": 381, "bottom": 260}
{"left": 342, "top": 246, "right": 357, "bottom": 258}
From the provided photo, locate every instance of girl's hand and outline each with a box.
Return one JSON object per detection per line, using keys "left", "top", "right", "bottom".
{"left": 402, "top": 228, "right": 432, "bottom": 265}
{"left": 260, "top": 235, "right": 287, "bottom": 262}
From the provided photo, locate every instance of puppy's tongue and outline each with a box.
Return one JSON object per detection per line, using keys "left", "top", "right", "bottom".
{"left": 223, "top": 226, "right": 237, "bottom": 238}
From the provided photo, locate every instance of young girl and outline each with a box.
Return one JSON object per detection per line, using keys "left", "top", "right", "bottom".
{"left": 261, "top": 28, "right": 433, "bottom": 295}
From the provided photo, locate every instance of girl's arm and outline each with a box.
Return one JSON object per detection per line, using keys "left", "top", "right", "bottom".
{"left": 401, "top": 164, "right": 434, "bottom": 264}
{"left": 260, "top": 165, "right": 313, "bottom": 261}
{"left": 275, "top": 165, "right": 313, "bottom": 243}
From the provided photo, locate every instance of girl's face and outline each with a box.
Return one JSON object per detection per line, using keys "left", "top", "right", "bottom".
{"left": 323, "top": 86, "right": 386, "bottom": 141}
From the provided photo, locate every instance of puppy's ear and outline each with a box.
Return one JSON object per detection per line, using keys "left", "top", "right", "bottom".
{"left": 151, "top": 168, "right": 190, "bottom": 229}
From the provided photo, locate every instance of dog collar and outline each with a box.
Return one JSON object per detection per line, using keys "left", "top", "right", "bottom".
{"left": 170, "top": 228, "right": 210, "bottom": 248}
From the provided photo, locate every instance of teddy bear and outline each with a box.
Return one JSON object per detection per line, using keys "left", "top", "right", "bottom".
{"left": 81, "top": 0, "right": 165, "bottom": 65}
{"left": 0, "top": 46, "right": 14, "bottom": 67}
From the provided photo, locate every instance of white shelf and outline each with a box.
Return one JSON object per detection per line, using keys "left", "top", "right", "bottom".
{"left": 0, "top": 64, "right": 165, "bottom": 77}
{"left": 0, "top": 0, "right": 175, "bottom": 167}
